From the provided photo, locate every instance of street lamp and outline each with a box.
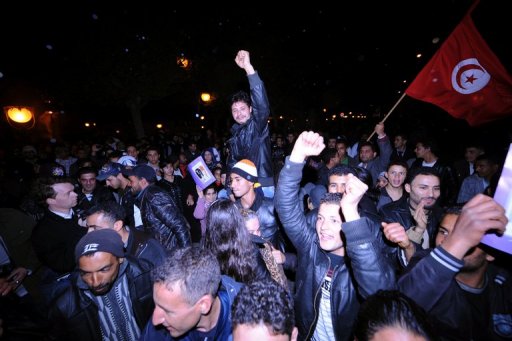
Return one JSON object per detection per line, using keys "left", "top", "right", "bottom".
{"left": 4, "top": 106, "right": 36, "bottom": 129}
{"left": 197, "top": 92, "right": 213, "bottom": 119}
{"left": 200, "top": 92, "right": 211, "bottom": 103}
{"left": 177, "top": 54, "right": 191, "bottom": 70}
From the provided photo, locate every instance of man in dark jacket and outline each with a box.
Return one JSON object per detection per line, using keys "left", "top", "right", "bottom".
{"left": 74, "top": 167, "right": 116, "bottom": 219}
{"left": 379, "top": 167, "right": 443, "bottom": 269}
{"left": 124, "top": 164, "right": 191, "bottom": 250}
{"left": 230, "top": 159, "right": 284, "bottom": 251}
{"left": 398, "top": 195, "right": 511, "bottom": 340}
{"left": 226, "top": 50, "right": 274, "bottom": 198}
{"left": 275, "top": 131, "right": 396, "bottom": 341}
{"left": 49, "top": 229, "right": 154, "bottom": 341}
{"left": 31, "top": 177, "right": 87, "bottom": 309}
{"left": 85, "top": 201, "right": 167, "bottom": 268}
{"left": 97, "top": 162, "right": 138, "bottom": 229}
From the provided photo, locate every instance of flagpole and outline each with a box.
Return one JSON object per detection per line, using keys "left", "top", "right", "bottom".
{"left": 367, "top": 91, "right": 407, "bottom": 141}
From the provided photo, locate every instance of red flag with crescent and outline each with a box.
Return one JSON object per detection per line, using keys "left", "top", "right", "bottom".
{"left": 405, "top": 11, "right": 512, "bottom": 126}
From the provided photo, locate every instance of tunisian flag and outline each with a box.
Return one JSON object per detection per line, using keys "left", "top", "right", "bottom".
{"left": 405, "top": 12, "right": 512, "bottom": 126}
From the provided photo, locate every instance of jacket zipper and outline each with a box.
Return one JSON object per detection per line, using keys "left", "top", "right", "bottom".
{"left": 305, "top": 253, "right": 331, "bottom": 340}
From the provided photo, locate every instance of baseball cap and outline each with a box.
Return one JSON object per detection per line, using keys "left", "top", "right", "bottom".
{"left": 75, "top": 229, "right": 125, "bottom": 262}
{"left": 122, "top": 164, "right": 157, "bottom": 182}
{"left": 97, "top": 162, "right": 124, "bottom": 181}
{"left": 117, "top": 155, "right": 137, "bottom": 167}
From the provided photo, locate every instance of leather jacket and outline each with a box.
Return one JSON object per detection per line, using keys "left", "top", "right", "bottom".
{"left": 127, "top": 228, "right": 167, "bottom": 268}
{"left": 379, "top": 196, "right": 443, "bottom": 248}
{"left": 49, "top": 258, "right": 154, "bottom": 341}
{"left": 75, "top": 186, "right": 116, "bottom": 219}
{"left": 399, "top": 247, "right": 512, "bottom": 340}
{"left": 227, "top": 72, "right": 274, "bottom": 187}
{"left": 275, "top": 158, "right": 396, "bottom": 340}
{"left": 136, "top": 184, "right": 191, "bottom": 250}
{"left": 235, "top": 189, "right": 285, "bottom": 252}
{"left": 379, "top": 196, "right": 443, "bottom": 269}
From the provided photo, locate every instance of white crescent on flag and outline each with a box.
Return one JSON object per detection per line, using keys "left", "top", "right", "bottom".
{"left": 451, "top": 58, "right": 490, "bottom": 94}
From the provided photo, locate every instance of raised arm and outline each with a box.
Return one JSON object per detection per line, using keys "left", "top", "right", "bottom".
{"left": 235, "top": 50, "right": 270, "bottom": 128}
{"left": 235, "top": 50, "right": 255, "bottom": 76}
{"left": 275, "top": 131, "right": 325, "bottom": 248}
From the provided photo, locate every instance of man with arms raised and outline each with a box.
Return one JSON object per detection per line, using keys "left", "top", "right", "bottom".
{"left": 275, "top": 131, "right": 395, "bottom": 340}
{"left": 227, "top": 50, "right": 274, "bottom": 198}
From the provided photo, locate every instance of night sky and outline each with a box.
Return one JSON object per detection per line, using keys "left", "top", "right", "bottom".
{"left": 0, "top": 0, "right": 510, "bottom": 151}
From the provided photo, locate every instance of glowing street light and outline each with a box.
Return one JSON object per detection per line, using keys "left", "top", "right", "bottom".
{"left": 5, "top": 106, "right": 33, "bottom": 123}
{"left": 4, "top": 106, "right": 35, "bottom": 129}
{"left": 200, "top": 92, "right": 211, "bottom": 103}
{"left": 177, "top": 54, "right": 191, "bottom": 69}
{"left": 197, "top": 92, "right": 213, "bottom": 120}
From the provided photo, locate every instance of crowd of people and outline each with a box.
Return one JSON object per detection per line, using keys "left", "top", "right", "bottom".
{"left": 0, "top": 50, "right": 511, "bottom": 340}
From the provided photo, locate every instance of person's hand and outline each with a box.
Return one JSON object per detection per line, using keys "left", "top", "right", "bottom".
{"left": 382, "top": 222, "right": 411, "bottom": 249}
{"left": 271, "top": 248, "right": 286, "bottom": 265}
{"left": 443, "top": 194, "right": 507, "bottom": 259}
{"left": 412, "top": 200, "right": 428, "bottom": 229}
{"left": 235, "top": 50, "right": 255, "bottom": 75}
{"left": 340, "top": 173, "right": 367, "bottom": 209}
{"left": 339, "top": 174, "right": 367, "bottom": 221}
{"left": 0, "top": 267, "right": 27, "bottom": 296}
{"left": 186, "top": 194, "right": 195, "bottom": 206}
{"left": 375, "top": 122, "right": 386, "bottom": 138}
{"left": 289, "top": 131, "right": 325, "bottom": 163}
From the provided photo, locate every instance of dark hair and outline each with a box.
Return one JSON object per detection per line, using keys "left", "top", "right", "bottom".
{"left": 394, "top": 132, "right": 409, "bottom": 141}
{"left": 232, "top": 280, "right": 295, "bottom": 336}
{"left": 354, "top": 290, "right": 438, "bottom": 341}
{"left": 77, "top": 166, "right": 98, "bottom": 178}
{"left": 405, "top": 166, "right": 440, "bottom": 185}
{"left": 328, "top": 165, "right": 358, "bottom": 178}
{"left": 475, "top": 153, "right": 498, "bottom": 165}
{"left": 146, "top": 146, "right": 160, "bottom": 154}
{"left": 202, "top": 183, "right": 219, "bottom": 196}
{"left": 321, "top": 148, "right": 338, "bottom": 164}
{"left": 387, "top": 160, "right": 409, "bottom": 172}
{"left": 335, "top": 137, "right": 349, "bottom": 147}
{"left": 353, "top": 166, "right": 374, "bottom": 189}
{"left": 319, "top": 192, "right": 343, "bottom": 206}
{"left": 416, "top": 136, "right": 440, "bottom": 156}
{"left": 109, "top": 150, "right": 124, "bottom": 159}
{"left": 230, "top": 90, "right": 251, "bottom": 107}
{"left": 36, "top": 177, "right": 74, "bottom": 203}
{"left": 159, "top": 159, "right": 174, "bottom": 169}
{"left": 203, "top": 199, "right": 260, "bottom": 283}
{"left": 359, "top": 141, "right": 376, "bottom": 153}
{"left": 85, "top": 201, "right": 126, "bottom": 224}
{"left": 151, "top": 246, "right": 221, "bottom": 305}
{"left": 328, "top": 165, "right": 374, "bottom": 188}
